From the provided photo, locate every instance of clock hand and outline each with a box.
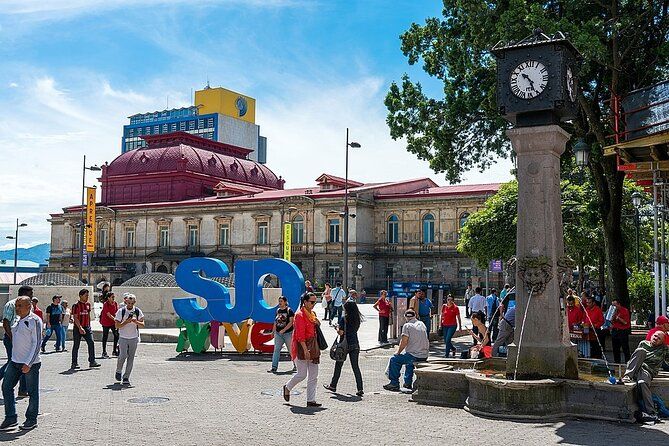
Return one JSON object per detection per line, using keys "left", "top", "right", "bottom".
{"left": 521, "top": 73, "right": 536, "bottom": 90}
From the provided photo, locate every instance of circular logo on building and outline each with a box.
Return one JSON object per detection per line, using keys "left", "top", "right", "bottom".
{"left": 235, "top": 96, "right": 248, "bottom": 117}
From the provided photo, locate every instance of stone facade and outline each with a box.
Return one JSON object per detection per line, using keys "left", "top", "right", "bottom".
{"left": 48, "top": 182, "right": 502, "bottom": 292}
{"left": 46, "top": 132, "right": 503, "bottom": 293}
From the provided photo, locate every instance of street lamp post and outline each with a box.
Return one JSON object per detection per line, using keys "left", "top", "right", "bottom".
{"left": 342, "top": 128, "right": 361, "bottom": 292}
{"left": 6, "top": 219, "right": 28, "bottom": 285}
{"left": 79, "top": 155, "right": 102, "bottom": 283}
{"left": 632, "top": 191, "right": 643, "bottom": 270}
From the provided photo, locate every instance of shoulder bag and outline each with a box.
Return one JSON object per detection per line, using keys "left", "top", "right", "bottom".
{"left": 329, "top": 335, "right": 348, "bottom": 362}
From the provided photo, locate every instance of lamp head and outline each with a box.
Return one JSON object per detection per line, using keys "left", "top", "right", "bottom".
{"left": 349, "top": 142, "right": 361, "bottom": 148}
{"left": 573, "top": 138, "right": 590, "bottom": 168}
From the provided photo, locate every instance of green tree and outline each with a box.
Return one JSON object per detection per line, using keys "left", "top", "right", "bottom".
{"left": 458, "top": 179, "right": 652, "bottom": 301}
{"left": 386, "top": 1, "right": 669, "bottom": 307}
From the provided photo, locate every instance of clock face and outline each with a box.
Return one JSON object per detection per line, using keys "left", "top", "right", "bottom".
{"left": 566, "top": 67, "right": 575, "bottom": 102}
{"left": 509, "top": 60, "right": 548, "bottom": 99}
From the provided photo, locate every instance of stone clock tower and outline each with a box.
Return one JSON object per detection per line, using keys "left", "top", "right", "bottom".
{"left": 492, "top": 30, "right": 580, "bottom": 379}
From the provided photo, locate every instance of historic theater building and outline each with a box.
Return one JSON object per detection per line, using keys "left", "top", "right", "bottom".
{"left": 47, "top": 132, "right": 501, "bottom": 292}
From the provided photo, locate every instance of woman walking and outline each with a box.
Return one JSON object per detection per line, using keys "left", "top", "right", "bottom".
{"left": 323, "top": 300, "right": 364, "bottom": 396}
{"left": 373, "top": 290, "right": 392, "bottom": 344}
{"left": 283, "top": 292, "right": 322, "bottom": 407}
{"left": 101, "top": 292, "right": 119, "bottom": 358}
{"left": 322, "top": 283, "right": 332, "bottom": 321}
{"left": 270, "top": 296, "right": 295, "bottom": 373}
{"left": 440, "top": 294, "right": 461, "bottom": 357}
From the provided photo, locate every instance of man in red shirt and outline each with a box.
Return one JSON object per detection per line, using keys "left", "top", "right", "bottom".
{"left": 647, "top": 315, "right": 669, "bottom": 344}
{"left": 71, "top": 289, "right": 101, "bottom": 369}
{"left": 610, "top": 298, "right": 631, "bottom": 363}
{"left": 566, "top": 296, "right": 583, "bottom": 330}
{"left": 583, "top": 295, "right": 606, "bottom": 359}
{"left": 30, "top": 298, "right": 43, "bottom": 322}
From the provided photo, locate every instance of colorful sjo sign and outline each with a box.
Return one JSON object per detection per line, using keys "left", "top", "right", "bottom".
{"left": 173, "top": 257, "right": 304, "bottom": 353}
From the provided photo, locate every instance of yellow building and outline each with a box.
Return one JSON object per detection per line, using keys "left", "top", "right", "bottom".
{"left": 195, "top": 86, "right": 256, "bottom": 123}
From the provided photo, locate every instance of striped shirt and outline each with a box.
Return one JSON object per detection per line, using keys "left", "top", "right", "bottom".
{"left": 11, "top": 312, "right": 42, "bottom": 366}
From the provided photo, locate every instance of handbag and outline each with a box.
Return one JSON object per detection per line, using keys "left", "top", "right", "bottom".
{"left": 316, "top": 325, "right": 328, "bottom": 351}
{"left": 329, "top": 335, "right": 348, "bottom": 362}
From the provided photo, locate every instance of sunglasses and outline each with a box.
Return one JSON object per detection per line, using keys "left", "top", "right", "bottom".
{"left": 308, "top": 300, "right": 317, "bottom": 304}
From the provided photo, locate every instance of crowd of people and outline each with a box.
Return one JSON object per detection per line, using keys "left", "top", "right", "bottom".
{"left": 0, "top": 284, "right": 145, "bottom": 431}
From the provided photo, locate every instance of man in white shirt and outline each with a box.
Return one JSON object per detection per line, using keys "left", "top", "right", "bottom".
{"left": 0, "top": 296, "right": 42, "bottom": 431}
{"left": 468, "top": 287, "right": 487, "bottom": 320}
{"left": 114, "top": 294, "right": 145, "bottom": 386}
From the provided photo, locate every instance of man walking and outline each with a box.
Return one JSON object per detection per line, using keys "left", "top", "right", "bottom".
{"left": 0, "top": 296, "right": 42, "bottom": 430}
{"left": 41, "top": 295, "right": 64, "bottom": 353}
{"left": 468, "top": 287, "right": 487, "bottom": 343}
{"left": 464, "top": 283, "right": 474, "bottom": 318}
{"left": 330, "top": 282, "right": 346, "bottom": 324}
{"left": 115, "top": 294, "right": 144, "bottom": 386}
{"left": 383, "top": 309, "right": 429, "bottom": 392}
{"left": 71, "top": 289, "right": 101, "bottom": 369}
{"left": 0, "top": 286, "right": 29, "bottom": 396}
{"left": 486, "top": 288, "right": 500, "bottom": 341}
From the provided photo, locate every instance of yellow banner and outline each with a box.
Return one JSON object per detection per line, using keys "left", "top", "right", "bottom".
{"left": 85, "top": 187, "right": 96, "bottom": 252}
{"left": 283, "top": 223, "right": 292, "bottom": 262}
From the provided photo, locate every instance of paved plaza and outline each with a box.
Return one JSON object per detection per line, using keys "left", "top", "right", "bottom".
{"left": 0, "top": 340, "right": 666, "bottom": 445}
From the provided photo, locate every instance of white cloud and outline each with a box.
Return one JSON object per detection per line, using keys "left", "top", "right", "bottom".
{"left": 8, "top": 82, "right": 18, "bottom": 88}
{"left": 260, "top": 75, "right": 514, "bottom": 188}
{"left": 1, "top": 0, "right": 305, "bottom": 20}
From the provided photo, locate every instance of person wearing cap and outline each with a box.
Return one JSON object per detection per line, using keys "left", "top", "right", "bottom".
{"left": 114, "top": 293, "right": 144, "bottom": 386}
{"left": 71, "top": 289, "right": 101, "bottom": 369}
{"left": 41, "top": 295, "right": 64, "bottom": 353}
{"left": 623, "top": 331, "right": 669, "bottom": 423}
{"left": 647, "top": 315, "right": 669, "bottom": 346}
{"left": 383, "top": 309, "right": 429, "bottom": 392}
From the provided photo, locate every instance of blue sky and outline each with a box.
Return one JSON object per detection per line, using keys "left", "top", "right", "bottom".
{"left": 0, "top": 0, "right": 513, "bottom": 250}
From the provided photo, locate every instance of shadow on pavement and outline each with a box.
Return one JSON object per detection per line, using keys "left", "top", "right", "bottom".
{"left": 0, "top": 428, "right": 30, "bottom": 440}
{"left": 555, "top": 419, "right": 669, "bottom": 445}
{"left": 328, "top": 393, "right": 362, "bottom": 403}
{"left": 287, "top": 404, "right": 326, "bottom": 414}
{"left": 103, "top": 383, "right": 126, "bottom": 391}
{"left": 58, "top": 368, "right": 97, "bottom": 376}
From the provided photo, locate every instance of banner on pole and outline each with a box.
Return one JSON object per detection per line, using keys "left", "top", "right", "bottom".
{"left": 85, "top": 187, "right": 96, "bottom": 252}
{"left": 283, "top": 223, "right": 292, "bottom": 262}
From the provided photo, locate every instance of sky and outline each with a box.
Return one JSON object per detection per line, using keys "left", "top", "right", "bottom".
{"left": 0, "top": 0, "right": 514, "bottom": 251}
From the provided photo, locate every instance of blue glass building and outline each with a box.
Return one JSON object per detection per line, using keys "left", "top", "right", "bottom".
{"left": 122, "top": 106, "right": 219, "bottom": 153}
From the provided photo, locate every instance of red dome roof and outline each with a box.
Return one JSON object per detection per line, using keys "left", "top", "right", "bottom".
{"left": 105, "top": 134, "right": 282, "bottom": 190}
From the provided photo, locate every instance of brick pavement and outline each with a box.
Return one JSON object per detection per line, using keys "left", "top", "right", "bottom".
{"left": 0, "top": 342, "right": 668, "bottom": 445}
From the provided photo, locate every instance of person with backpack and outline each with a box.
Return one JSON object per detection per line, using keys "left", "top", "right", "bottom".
{"left": 41, "top": 295, "right": 64, "bottom": 353}
{"left": 114, "top": 293, "right": 144, "bottom": 386}
{"left": 71, "top": 289, "right": 101, "bottom": 370}
{"left": 101, "top": 292, "right": 119, "bottom": 358}
{"left": 323, "top": 300, "right": 364, "bottom": 397}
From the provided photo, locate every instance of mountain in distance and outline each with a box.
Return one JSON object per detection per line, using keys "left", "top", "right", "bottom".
{"left": 0, "top": 243, "right": 50, "bottom": 265}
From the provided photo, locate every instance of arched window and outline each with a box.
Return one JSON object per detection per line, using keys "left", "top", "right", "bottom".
{"left": 422, "top": 213, "right": 435, "bottom": 244}
{"left": 387, "top": 215, "right": 399, "bottom": 244}
{"left": 292, "top": 215, "right": 305, "bottom": 244}
{"left": 459, "top": 212, "right": 470, "bottom": 230}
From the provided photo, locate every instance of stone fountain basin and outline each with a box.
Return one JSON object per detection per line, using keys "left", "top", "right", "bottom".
{"left": 412, "top": 358, "right": 669, "bottom": 423}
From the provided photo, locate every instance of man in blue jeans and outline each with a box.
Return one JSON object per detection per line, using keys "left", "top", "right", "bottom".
{"left": 0, "top": 295, "right": 42, "bottom": 430}
{"left": 383, "top": 309, "right": 429, "bottom": 392}
{"left": 0, "top": 286, "right": 30, "bottom": 396}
